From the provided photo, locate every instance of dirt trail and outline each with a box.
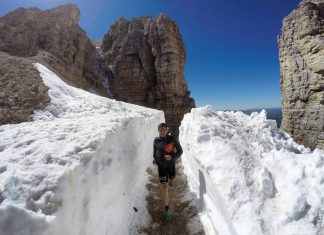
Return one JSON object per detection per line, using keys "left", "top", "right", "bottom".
{"left": 139, "top": 161, "right": 206, "bottom": 235}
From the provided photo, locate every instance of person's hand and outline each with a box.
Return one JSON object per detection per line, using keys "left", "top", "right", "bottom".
{"left": 164, "top": 155, "right": 172, "bottom": 161}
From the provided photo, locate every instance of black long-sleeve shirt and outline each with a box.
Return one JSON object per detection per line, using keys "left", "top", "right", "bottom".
{"left": 153, "top": 134, "right": 183, "bottom": 166}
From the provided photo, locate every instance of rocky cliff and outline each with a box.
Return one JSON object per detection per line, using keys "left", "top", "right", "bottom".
{"left": 0, "top": 52, "right": 50, "bottom": 124}
{"left": 101, "top": 14, "right": 195, "bottom": 135}
{"left": 0, "top": 6, "right": 195, "bottom": 131}
{"left": 0, "top": 4, "right": 106, "bottom": 96}
{"left": 278, "top": 0, "right": 324, "bottom": 149}
{"left": 0, "top": 4, "right": 112, "bottom": 124}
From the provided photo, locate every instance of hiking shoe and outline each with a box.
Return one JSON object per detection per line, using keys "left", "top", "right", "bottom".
{"left": 169, "top": 178, "right": 174, "bottom": 187}
{"left": 163, "top": 210, "right": 172, "bottom": 221}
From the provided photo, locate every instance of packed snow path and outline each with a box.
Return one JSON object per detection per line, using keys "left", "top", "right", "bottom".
{"left": 139, "top": 161, "right": 205, "bottom": 235}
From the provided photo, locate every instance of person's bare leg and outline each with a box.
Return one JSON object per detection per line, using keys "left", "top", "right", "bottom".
{"left": 161, "top": 183, "right": 169, "bottom": 207}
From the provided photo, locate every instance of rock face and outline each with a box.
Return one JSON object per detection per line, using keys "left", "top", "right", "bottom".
{"left": 101, "top": 14, "right": 195, "bottom": 135}
{"left": 278, "top": 0, "right": 324, "bottom": 150}
{"left": 0, "top": 6, "right": 195, "bottom": 130}
{"left": 0, "top": 4, "right": 105, "bottom": 93}
{"left": 301, "top": 0, "right": 324, "bottom": 3}
{"left": 0, "top": 52, "right": 50, "bottom": 124}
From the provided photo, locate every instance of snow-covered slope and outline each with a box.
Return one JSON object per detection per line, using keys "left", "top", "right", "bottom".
{"left": 0, "top": 64, "right": 164, "bottom": 235}
{"left": 180, "top": 106, "right": 324, "bottom": 235}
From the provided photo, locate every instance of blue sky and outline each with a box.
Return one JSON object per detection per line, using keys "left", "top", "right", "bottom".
{"left": 0, "top": 0, "right": 301, "bottom": 110}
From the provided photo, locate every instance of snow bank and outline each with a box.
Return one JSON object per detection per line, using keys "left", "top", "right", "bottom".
{"left": 180, "top": 106, "right": 324, "bottom": 235}
{"left": 0, "top": 64, "right": 164, "bottom": 235}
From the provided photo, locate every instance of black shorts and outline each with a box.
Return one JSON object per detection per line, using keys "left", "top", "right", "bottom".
{"left": 158, "top": 161, "right": 175, "bottom": 184}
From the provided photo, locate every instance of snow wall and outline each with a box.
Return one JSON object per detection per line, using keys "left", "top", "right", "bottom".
{"left": 0, "top": 64, "right": 164, "bottom": 235}
{"left": 180, "top": 106, "right": 324, "bottom": 235}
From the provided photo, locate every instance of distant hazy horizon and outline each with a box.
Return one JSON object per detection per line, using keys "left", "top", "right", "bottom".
{"left": 214, "top": 105, "right": 282, "bottom": 112}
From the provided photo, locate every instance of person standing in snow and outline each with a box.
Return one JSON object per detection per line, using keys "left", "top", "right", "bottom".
{"left": 153, "top": 123, "right": 183, "bottom": 220}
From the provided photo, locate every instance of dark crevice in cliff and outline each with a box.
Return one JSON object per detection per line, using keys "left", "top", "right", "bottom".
{"left": 317, "top": 3, "right": 324, "bottom": 18}
{"left": 145, "top": 36, "right": 158, "bottom": 108}
{"left": 136, "top": 52, "right": 144, "bottom": 69}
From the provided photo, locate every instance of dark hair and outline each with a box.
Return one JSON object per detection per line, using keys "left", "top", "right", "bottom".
{"left": 158, "top": 123, "right": 168, "bottom": 129}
